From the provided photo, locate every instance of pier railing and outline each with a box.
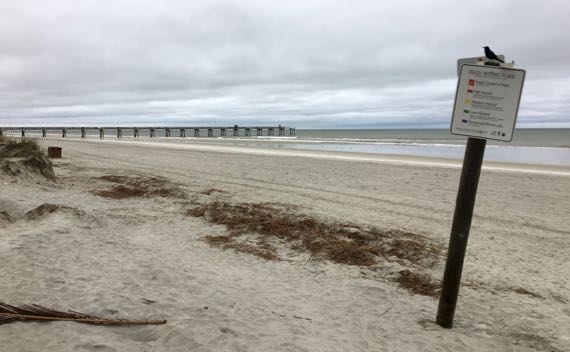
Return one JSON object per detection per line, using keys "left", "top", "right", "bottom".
{"left": 0, "top": 125, "right": 296, "bottom": 139}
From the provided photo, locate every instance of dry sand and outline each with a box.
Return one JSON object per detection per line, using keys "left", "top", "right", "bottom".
{"left": 1, "top": 137, "right": 569, "bottom": 352}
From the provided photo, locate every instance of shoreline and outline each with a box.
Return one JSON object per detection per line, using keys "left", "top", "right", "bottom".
{"left": 5, "top": 129, "right": 569, "bottom": 167}
{"left": 33, "top": 137, "right": 570, "bottom": 176}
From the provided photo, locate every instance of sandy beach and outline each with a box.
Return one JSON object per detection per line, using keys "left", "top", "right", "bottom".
{"left": 1, "top": 137, "right": 569, "bottom": 352}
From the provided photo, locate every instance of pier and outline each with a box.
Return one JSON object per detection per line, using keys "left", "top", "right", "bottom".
{"left": 0, "top": 125, "right": 296, "bottom": 139}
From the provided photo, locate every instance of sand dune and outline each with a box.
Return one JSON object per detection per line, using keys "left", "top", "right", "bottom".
{"left": 1, "top": 138, "right": 568, "bottom": 351}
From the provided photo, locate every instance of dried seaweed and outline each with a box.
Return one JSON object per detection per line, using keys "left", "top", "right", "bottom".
{"left": 199, "top": 188, "right": 225, "bottom": 195}
{"left": 94, "top": 174, "right": 185, "bottom": 199}
{"left": 394, "top": 270, "right": 440, "bottom": 298}
{"left": 188, "top": 202, "right": 442, "bottom": 267}
{"left": 24, "top": 203, "right": 84, "bottom": 220}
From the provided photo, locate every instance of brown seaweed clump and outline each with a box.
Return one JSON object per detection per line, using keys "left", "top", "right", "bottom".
{"left": 94, "top": 175, "right": 185, "bottom": 199}
{"left": 393, "top": 270, "right": 440, "bottom": 298}
{"left": 187, "top": 202, "right": 442, "bottom": 268}
{"left": 24, "top": 203, "right": 84, "bottom": 220}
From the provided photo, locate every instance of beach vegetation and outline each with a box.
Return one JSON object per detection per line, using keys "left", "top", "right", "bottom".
{"left": 24, "top": 203, "right": 85, "bottom": 220}
{"left": 0, "top": 138, "right": 55, "bottom": 179}
{"left": 0, "top": 138, "right": 43, "bottom": 159}
{"left": 395, "top": 270, "right": 440, "bottom": 297}
{"left": 187, "top": 201, "right": 442, "bottom": 268}
{"left": 93, "top": 174, "right": 186, "bottom": 199}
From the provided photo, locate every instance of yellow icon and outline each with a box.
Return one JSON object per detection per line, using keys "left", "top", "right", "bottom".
{"left": 464, "top": 99, "right": 472, "bottom": 105}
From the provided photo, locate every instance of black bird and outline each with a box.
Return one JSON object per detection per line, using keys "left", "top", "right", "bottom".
{"left": 483, "top": 46, "right": 505, "bottom": 63}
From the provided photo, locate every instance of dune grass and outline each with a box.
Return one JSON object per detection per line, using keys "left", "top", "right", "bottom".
{"left": 0, "top": 138, "right": 44, "bottom": 159}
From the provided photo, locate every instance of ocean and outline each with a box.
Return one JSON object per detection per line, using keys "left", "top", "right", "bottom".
{"left": 256, "top": 128, "right": 570, "bottom": 166}
{"left": 5, "top": 127, "right": 569, "bottom": 166}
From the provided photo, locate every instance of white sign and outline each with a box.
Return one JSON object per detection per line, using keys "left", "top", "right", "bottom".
{"left": 451, "top": 64, "right": 525, "bottom": 142}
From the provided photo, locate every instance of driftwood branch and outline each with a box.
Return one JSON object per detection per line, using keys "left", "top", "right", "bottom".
{"left": 0, "top": 302, "right": 166, "bottom": 326}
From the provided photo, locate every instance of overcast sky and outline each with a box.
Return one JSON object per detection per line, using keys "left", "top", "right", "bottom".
{"left": 1, "top": 0, "right": 569, "bottom": 128}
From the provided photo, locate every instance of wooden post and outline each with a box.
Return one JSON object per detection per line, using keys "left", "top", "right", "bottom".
{"left": 436, "top": 137, "right": 487, "bottom": 328}
{"left": 165, "top": 128, "right": 171, "bottom": 137}
{"left": 233, "top": 125, "right": 239, "bottom": 137}
{"left": 62, "top": 128, "right": 67, "bottom": 138}
{"left": 221, "top": 128, "right": 226, "bottom": 136}
{"left": 268, "top": 128, "right": 274, "bottom": 136}
{"left": 208, "top": 128, "right": 213, "bottom": 137}
{"left": 245, "top": 128, "right": 251, "bottom": 137}
{"left": 117, "top": 127, "right": 122, "bottom": 139}
{"left": 194, "top": 128, "right": 199, "bottom": 137}
{"left": 134, "top": 128, "right": 139, "bottom": 138}
{"left": 42, "top": 128, "right": 47, "bottom": 138}
{"left": 0, "top": 128, "right": 3, "bottom": 138}
{"left": 150, "top": 128, "right": 155, "bottom": 138}
{"left": 21, "top": 128, "right": 25, "bottom": 138}
{"left": 180, "top": 128, "right": 185, "bottom": 137}
{"left": 257, "top": 128, "right": 262, "bottom": 136}
{"left": 81, "top": 127, "right": 86, "bottom": 138}
{"left": 279, "top": 125, "right": 284, "bottom": 136}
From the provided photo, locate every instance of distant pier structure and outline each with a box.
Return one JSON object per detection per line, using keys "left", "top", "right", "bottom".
{"left": 0, "top": 125, "right": 296, "bottom": 139}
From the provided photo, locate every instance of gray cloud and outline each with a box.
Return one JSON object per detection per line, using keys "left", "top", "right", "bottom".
{"left": 1, "top": 0, "right": 569, "bottom": 127}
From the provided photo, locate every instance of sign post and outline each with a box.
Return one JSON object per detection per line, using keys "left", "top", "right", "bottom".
{"left": 436, "top": 58, "right": 525, "bottom": 328}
